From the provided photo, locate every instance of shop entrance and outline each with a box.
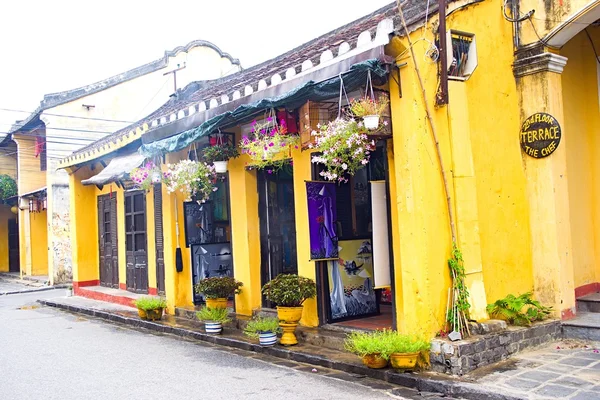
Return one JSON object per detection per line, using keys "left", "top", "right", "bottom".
{"left": 258, "top": 165, "right": 298, "bottom": 307}
{"left": 98, "top": 194, "right": 119, "bottom": 288}
{"left": 8, "top": 219, "right": 19, "bottom": 273}
{"left": 315, "top": 143, "right": 394, "bottom": 330}
{"left": 125, "top": 190, "right": 148, "bottom": 293}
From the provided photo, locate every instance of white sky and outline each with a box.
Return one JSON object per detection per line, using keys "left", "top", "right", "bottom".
{"left": 0, "top": 0, "right": 394, "bottom": 134}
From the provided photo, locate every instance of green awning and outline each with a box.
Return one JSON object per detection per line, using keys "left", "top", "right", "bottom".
{"left": 139, "top": 58, "right": 388, "bottom": 158}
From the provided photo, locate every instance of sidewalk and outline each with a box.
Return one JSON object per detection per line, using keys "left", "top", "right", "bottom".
{"left": 38, "top": 295, "right": 600, "bottom": 400}
{"left": 0, "top": 272, "right": 58, "bottom": 295}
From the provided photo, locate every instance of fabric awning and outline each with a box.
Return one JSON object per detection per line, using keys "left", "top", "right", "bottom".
{"left": 82, "top": 152, "right": 145, "bottom": 186}
{"left": 139, "top": 58, "right": 389, "bottom": 158}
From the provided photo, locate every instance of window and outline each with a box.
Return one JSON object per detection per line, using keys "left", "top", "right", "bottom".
{"left": 446, "top": 30, "right": 477, "bottom": 80}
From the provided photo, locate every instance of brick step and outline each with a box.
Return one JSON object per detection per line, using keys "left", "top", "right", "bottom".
{"left": 576, "top": 292, "right": 600, "bottom": 313}
{"left": 562, "top": 312, "right": 600, "bottom": 341}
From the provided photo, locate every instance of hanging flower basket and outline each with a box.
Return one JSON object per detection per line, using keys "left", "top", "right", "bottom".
{"left": 130, "top": 161, "right": 162, "bottom": 191}
{"left": 162, "top": 159, "right": 217, "bottom": 203}
{"left": 310, "top": 118, "right": 376, "bottom": 183}
{"left": 349, "top": 94, "right": 390, "bottom": 131}
{"left": 240, "top": 117, "right": 300, "bottom": 171}
{"left": 202, "top": 143, "right": 239, "bottom": 173}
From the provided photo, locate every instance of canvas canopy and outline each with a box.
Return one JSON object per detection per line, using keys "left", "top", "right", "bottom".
{"left": 82, "top": 152, "right": 145, "bottom": 186}
{"left": 139, "top": 58, "right": 388, "bottom": 158}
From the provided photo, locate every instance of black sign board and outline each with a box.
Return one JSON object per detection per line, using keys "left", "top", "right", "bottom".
{"left": 183, "top": 201, "right": 214, "bottom": 247}
{"left": 520, "top": 112, "right": 561, "bottom": 158}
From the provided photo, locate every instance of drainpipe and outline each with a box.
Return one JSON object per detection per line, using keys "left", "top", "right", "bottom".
{"left": 437, "top": 0, "right": 449, "bottom": 105}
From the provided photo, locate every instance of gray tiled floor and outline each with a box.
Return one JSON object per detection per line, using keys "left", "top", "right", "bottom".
{"left": 468, "top": 340, "right": 600, "bottom": 400}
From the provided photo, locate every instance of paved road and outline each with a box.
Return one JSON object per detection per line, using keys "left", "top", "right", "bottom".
{"left": 0, "top": 290, "right": 401, "bottom": 400}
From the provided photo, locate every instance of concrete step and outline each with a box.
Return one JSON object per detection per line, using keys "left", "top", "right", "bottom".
{"left": 576, "top": 292, "right": 600, "bottom": 313}
{"left": 562, "top": 312, "right": 600, "bottom": 341}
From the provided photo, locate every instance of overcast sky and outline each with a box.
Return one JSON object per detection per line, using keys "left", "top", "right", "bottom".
{"left": 0, "top": 0, "right": 394, "bottom": 134}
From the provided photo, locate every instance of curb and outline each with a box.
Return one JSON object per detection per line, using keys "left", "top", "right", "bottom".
{"left": 39, "top": 299, "right": 526, "bottom": 400}
{"left": 1, "top": 285, "right": 68, "bottom": 296}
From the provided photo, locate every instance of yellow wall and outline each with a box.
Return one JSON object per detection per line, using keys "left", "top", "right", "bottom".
{"left": 12, "top": 133, "right": 46, "bottom": 195}
{"left": 562, "top": 26, "right": 600, "bottom": 288}
{"left": 0, "top": 205, "right": 15, "bottom": 272}
{"left": 0, "top": 140, "right": 18, "bottom": 179}
{"left": 29, "top": 210, "right": 48, "bottom": 275}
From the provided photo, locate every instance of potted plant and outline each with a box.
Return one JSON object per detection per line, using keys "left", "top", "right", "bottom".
{"left": 163, "top": 159, "right": 217, "bottom": 203}
{"left": 194, "top": 277, "right": 243, "bottom": 309}
{"left": 65, "top": 284, "right": 73, "bottom": 297}
{"left": 202, "top": 143, "right": 239, "bottom": 173}
{"left": 349, "top": 94, "right": 389, "bottom": 130}
{"left": 196, "top": 306, "right": 231, "bottom": 334}
{"left": 243, "top": 316, "right": 281, "bottom": 346}
{"left": 383, "top": 330, "right": 430, "bottom": 370}
{"left": 310, "top": 118, "right": 376, "bottom": 183}
{"left": 240, "top": 117, "right": 300, "bottom": 171}
{"left": 133, "top": 297, "right": 167, "bottom": 321}
{"left": 344, "top": 330, "right": 389, "bottom": 369}
{"left": 261, "top": 274, "right": 316, "bottom": 346}
{"left": 130, "top": 161, "right": 161, "bottom": 191}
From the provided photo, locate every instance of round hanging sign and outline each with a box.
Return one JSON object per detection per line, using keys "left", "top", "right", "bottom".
{"left": 520, "top": 112, "right": 561, "bottom": 158}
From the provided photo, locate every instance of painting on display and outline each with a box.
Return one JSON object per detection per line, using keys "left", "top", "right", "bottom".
{"left": 306, "top": 181, "right": 338, "bottom": 261}
{"left": 191, "top": 242, "right": 233, "bottom": 303}
{"left": 328, "top": 239, "right": 378, "bottom": 320}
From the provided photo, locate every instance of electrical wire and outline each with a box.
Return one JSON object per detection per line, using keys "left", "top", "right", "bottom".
{"left": 0, "top": 107, "right": 135, "bottom": 124}
{"left": 585, "top": 28, "right": 600, "bottom": 65}
{"left": 502, "top": 0, "right": 534, "bottom": 23}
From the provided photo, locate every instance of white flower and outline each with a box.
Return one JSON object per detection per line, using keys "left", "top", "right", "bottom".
{"left": 341, "top": 163, "right": 347, "bottom": 170}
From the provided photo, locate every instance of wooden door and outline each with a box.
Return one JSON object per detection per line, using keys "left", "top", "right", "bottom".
{"left": 98, "top": 195, "right": 118, "bottom": 287}
{"left": 8, "top": 219, "right": 19, "bottom": 272}
{"left": 125, "top": 191, "right": 148, "bottom": 293}
{"left": 258, "top": 166, "right": 298, "bottom": 306}
{"left": 153, "top": 184, "right": 165, "bottom": 295}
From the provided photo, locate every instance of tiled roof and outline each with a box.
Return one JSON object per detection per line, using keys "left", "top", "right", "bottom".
{"left": 63, "top": 0, "right": 446, "bottom": 164}
{"left": 10, "top": 40, "right": 240, "bottom": 134}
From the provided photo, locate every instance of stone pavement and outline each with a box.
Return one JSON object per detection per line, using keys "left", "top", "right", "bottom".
{"left": 0, "top": 273, "right": 55, "bottom": 295}
{"left": 466, "top": 339, "right": 600, "bottom": 399}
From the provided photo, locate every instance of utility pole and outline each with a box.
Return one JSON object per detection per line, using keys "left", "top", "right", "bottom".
{"left": 163, "top": 62, "right": 187, "bottom": 92}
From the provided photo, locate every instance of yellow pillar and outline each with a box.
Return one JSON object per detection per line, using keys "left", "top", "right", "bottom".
{"left": 447, "top": 82, "right": 488, "bottom": 321}
{"left": 30, "top": 209, "right": 48, "bottom": 276}
{"left": 146, "top": 186, "right": 158, "bottom": 293}
{"left": 513, "top": 50, "right": 575, "bottom": 318}
{"left": 228, "top": 155, "right": 262, "bottom": 316}
{"left": 117, "top": 188, "right": 127, "bottom": 288}
{"left": 69, "top": 167, "right": 100, "bottom": 285}
{"left": 292, "top": 148, "right": 318, "bottom": 327}
{"left": 0, "top": 206, "right": 11, "bottom": 272}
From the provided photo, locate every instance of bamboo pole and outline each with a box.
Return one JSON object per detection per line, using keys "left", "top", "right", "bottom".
{"left": 395, "top": 0, "right": 456, "bottom": 243}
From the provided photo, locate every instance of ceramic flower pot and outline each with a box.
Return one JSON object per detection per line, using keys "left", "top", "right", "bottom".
{"left": 389, "top": 352, "right": 420, "bottom": 370}
{"left": 361, "top": 353, "right": 388, "bottom": 369}
{"left": 363, "top": 115, "right": 380, "bottom": 130}
{"left": 258, "top": 331, "right": 278, "bottom": 346}
{"left": 213, "top": 160, "right": 228, "bottom": 173}
{"left": 137, "top": 308, "right": 147, "bottom": 320}
{"left": 205, "top": 321, "right": 223, "bottom": 334}
{"left": 277, "top": 306, "right": 303, "bottom": 346}
{"left": 205, "top": 298, "right": 228, "bottom": 309}
{"left": 145, "top": 308, "right": 163, "bottom": 321}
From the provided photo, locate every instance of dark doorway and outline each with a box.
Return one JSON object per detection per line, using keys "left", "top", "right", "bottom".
{"left": 8, "top": 219, "right": 19, "bottom": 273}
{"left": 258, "top": 165, "right": 298, "bottom": 307}
{"left": 153, "top": 184, "right": 165, "bottom": 295}
{"left": 125, "top": 191, "right": 148, "bottom": 293}
{"left": 98, "top": 195, "right": 119, "bottom": 288}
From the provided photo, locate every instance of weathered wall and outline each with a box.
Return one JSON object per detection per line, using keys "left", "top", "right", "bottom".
{"left": 49, "top": 184, "right": 71, "bottom": 282}
{"left": 12, "top": 133, "right": 46, "bottom": 195}
{"left": 0, "top": 205, "right": 14, "bottom": 272}
{"left": 561, "top": 26, "right": 600, "bottom": 289}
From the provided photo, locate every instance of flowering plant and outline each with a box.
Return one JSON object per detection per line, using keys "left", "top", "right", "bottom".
{"left": 162, "top": 159, "right": 217, "bottom": 203}
{"left": 130, "top": 161, "right": 160, "bottom": 191}
{"left": 240, "top": 117, "right": 300, "bottom": 170}
{"left": 310, "top": 118, "right": 375, "bottom": 183}
{"left": 349, "top": 94, "right": 389, "bottom": 117}
{"left": 202, "top": 143, "right": 239, "bottom": 163}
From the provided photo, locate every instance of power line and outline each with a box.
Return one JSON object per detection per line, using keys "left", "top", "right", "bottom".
{"left": 0, "top": 107, "right": 136, "bottom": 124}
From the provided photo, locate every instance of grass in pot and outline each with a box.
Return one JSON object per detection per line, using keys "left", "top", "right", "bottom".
{"left": 244, "top": 316, "right": 281, "bottom": 346}
{"left": 194, "top": 277, "right": 243, "bottom": 309}
{"left": 196, "top": 306, "right": 231, "bottom": 334}
{"left": 344, "top": 330, "right": 390, "bottom": 369}
{"left": 134, "top": 297, "right": 167, "bottom": 321}
{"left": 381, "top": 330, "right": 430, "bottom": 370}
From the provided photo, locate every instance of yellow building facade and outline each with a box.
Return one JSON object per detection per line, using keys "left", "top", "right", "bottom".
{"left": 61, "top": 0, "right": 600, "bottom": 337}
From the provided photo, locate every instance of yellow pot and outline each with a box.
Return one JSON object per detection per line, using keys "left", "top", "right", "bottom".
{"left": 137, "top": 308, "right": 147, "bottom": 320}
{"left": 145, "top": 308, "right": 164, "bottom": 321}
{"left": 276, "top": 306, "right": 303, "bottom": 323}
{"left": 390, "top": 352, "right": 420, "bottom": 370}
{"left": 277, "top": 306, "right": 303, "bottom": 346}
{"left": 206, "top": 298, "right": 228, "bottom": 309}
{"left": 362, "top": 354, "right": 388, "bottom": 369}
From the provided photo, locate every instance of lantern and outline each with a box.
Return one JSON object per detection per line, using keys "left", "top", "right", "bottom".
{"left": 10, "top": 206, "right": 18, "bottom": 215}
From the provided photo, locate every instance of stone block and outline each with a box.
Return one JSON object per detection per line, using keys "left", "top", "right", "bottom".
{"left": 486, "top": 336, "right": 501, "bottom": 349}
{"left": 480, "top": 319, "right": 508, "bottom": 333}
{"left": 498, "top": 334, "right": 511, "bottom": 345}
{"left": 458, "top": 343, "right": 474, "bottom": 356}
{"left": 442, "top": 343, "right": 455, "bottom": 355}
{"left": 430, "top": 340, "right": 442, "bottom": 354}
{"left": 507, "top": 342, "right": 519, "bottom": 354}
{"left": 509, "top": 331, "right": 524, "bottom": 342}
{"left": 474, "top": 340, "right": 486, "bottom": 353}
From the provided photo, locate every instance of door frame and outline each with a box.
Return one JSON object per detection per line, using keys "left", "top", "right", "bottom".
{"left": 125, "top": 190, "right": 149, "bottom": 294}
{"left": 98, "top": 194, "right": 119, "bottom": 288}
